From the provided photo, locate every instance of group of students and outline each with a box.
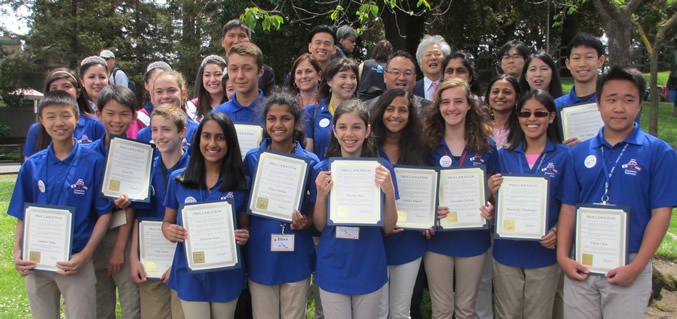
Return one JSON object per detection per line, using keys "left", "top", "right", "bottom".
{"left": 7, "top": 19, "right": 677, "bottom": 319}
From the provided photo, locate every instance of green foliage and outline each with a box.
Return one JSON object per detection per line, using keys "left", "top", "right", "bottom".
{"left": 241, "top": 7, "right": 284, "bottom": 32}
{"left": 0, "top": 54, "right": 38, "bottom": 108}
{"left": 0, "top": 123, "right": 10, "bottom": 137}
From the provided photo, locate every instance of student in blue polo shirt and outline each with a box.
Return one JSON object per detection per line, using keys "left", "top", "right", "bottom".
{"left": 421, "top": 78, "right": 497, "bottom": 319}
{"left": 161, "top": 112, "right": 250, "bottom": 317}
{"left": 130, "top": 104, "right": 189, "bottom": 319}
{"left": 489, "top": 89, "right": 567, "bottom": 318}
{"left": 87, "top": 85, "right": 141, "bottom": 319}
{"left": 243, "top": 91, "right": 319, "bottom": 318}
{"left": 10, "top": 90, "right": 113, "bottom": 319}
{"left": 212, "top": 42, "right": 266, "bottom": 124}
{"left": 557, "top": 66, "right": 677, "bottom": 319}
{"left": 303, "top": 57, "right": 359, "bottom": 161}
{"left": 310, "top": 99, "right": 399, "bottom": 318}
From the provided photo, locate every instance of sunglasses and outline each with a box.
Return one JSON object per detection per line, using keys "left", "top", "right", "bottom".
{"left": 518, "top": 111, "right": 550, "bottom": 118}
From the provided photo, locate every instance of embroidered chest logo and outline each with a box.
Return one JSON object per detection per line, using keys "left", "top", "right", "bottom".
{"left": 621, "top": 159, "right": 642, "bottom": 176}
{"left": 541, "top": 162, "right": 558, "bottom": 178}
{"left": 469, "top": 156, "right": 485, "bottom": 166}
{"left": 70, "top": 179, "right": 89, "bottom": 195}
{"left": 220, "top": 192, "right": 234, "bottom": 201}
{"left": 78, "top": 134, "right": 93, "bottom": 144}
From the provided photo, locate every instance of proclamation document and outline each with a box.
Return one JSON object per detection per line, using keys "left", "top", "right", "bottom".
{"left": 328, "top": 158, "right": 383, "bottom": 226}
{"left": 22, "top": 204, "right": 74, "bottom": 272}
{"left": 495, "top": 175, "right": 549, "bottom": 240}
{"left": 139, "top": 219, "right": 177, "bottom": 279}
{"left": 101, "top": 137, "right": 154, "bottom": 202}
{"left": 248, "top": 150, "right": 310, "bottom": 222}
{"left": 575, "top": 205, "right": 628, "bottom": 274}
{"left": 234, "top": 123, "right": 263, "bottom": 160}
{"left": 560, "top": 103, "right": 604, "bottom": 142}
{"left": 394, "top": 166, "right": 437, "bottom": 230}
{"left": 181, "top": 201, "right": 240, "bottom": 272}
{"left": 437, "top": 166, "right": 487, "bottom": 230}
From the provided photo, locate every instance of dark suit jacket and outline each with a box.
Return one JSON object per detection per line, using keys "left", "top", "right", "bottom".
{"left": 259, "top": 64, "right": 276, "bottom": 96}
{"left": 413, "top": 79, "right": 425, "bottom": 99}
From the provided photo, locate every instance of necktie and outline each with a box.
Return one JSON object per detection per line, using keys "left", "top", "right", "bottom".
{"left": 431, "top": 82, "right": 439, "bottom": 102}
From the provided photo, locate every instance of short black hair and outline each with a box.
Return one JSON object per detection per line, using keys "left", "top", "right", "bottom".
{"left": 596, "top": 66, "right": 646, "bottom": 99}
{"left": 386, "top": 50, "right": 417, "bottom": 70}
{"left": 221, "top": 19, "right": 251, "bottom": 38}
{"left": 497, "top": 40, "right": 531, "bottom": 61}
{"left": 307, "top": 25, "right": 336, "bottom": 45}
{"left": 38, "top": 90, "right": 79, "bottom": 118}
{"left": 97, "top": 85, "right": 138, "bottom": 112}
{"left": 567, "top": 33, "right": 605, "bottom": 58}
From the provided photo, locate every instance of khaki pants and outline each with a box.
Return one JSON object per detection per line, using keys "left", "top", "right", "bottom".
{"left": 249, "top": 278, "right": 310, "bottom": 319}
{"left": 180, "top": 298, "right": 238, "bottom": 319}
{"left": 26, "top": 259, "right": 96, "bottom": 319}
{"left": 377, "top": 257, "right": 421, "bottom": 319}
{"left": 320, "top": 286, "right": 383, "bottom": 319}
{"left": 139, "top": 280, "right": 185, "bottom": 319}
{"left": 493, "top": 261, "right": 560, "bottom": 319}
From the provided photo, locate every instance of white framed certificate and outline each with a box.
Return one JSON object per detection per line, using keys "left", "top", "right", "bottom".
{"left": 394, "top": 166, "right": 437, "bottom": 230}
{"left": 138, "top": 219, "right": 176, "bottom": 279}
{"left": 234, "top": 123, "right": 263, "bottom": 160}
{"left": 101, "top": 137, "right": 154, "bottom": 202}
{"left": 495, "top": 175, "right": 549, "bottom": 240}
{"left": 560, "top": 103, "right": 604, "bottom": 142}
{"left": 437, "top": 166, "right": 488, "bottom": 231}
{"left": 248, "top": 150, "right": 311, "bottom": 222}
{"left": 327, "top": 158, "right": 384, "bottom": 226}
{"left": 574, "top": 204, "right": 629, "bottom": 275}
{"left": 181, "top": 200, "right": 241, "bottom": 272}
{"left": 22, "top": 204, "right": 74, "bottom": 272}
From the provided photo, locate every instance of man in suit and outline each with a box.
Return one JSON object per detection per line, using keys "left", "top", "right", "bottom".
{"left": 413, "top": 35, "right": 451, "bottom": 101}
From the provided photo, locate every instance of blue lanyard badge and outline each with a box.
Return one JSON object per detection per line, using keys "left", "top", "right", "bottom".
{"left": 598, "top": 144, "right": 628, "bottom": 205}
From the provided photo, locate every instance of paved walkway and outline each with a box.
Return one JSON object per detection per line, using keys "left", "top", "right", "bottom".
{"left": 0, "top": 162, "right": 20, "bottom": 175}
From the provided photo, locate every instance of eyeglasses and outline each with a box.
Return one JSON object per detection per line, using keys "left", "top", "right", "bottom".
{"left": 501, "top": 54, "right": 524, "bottom": 61}
{"left": 518, "top": 111, "right": 550, "bottom": 118}
{"left": 385, "top": 69, "right": 415, "bottom": 77}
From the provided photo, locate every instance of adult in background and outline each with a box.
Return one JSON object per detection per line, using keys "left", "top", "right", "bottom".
{"left": 100, "top": 50, "right": 130, "bottom": 88}
{"left": 333, "top": 25, "right": 358, "bottom": 59}
{"left": 497, "top": 40, "right": 530, "bottom": 80}
{"left": 358, "top": 40, "right": 393, "bottom": 101}
{"left": 413, "top": 35, "right": 451, "bottom": 101}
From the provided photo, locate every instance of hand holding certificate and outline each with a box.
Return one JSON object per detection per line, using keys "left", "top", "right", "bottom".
{"left": 139, "top": 220, "right": 177, "bottom": 279}
{"left": 22, "top": 204, "right": 74, "bottom": 272}
{"left": 574, "top": 205, "right": 628, "bottom": 274}
{"left": 560, "top": 103, "right": 604, "bottom": 142}
{"left": 328, "top": 158, "right": 384, "bottom": 226}
{"left": 495, "top": 175, "right": 549, "bottom": 240}
{"left": 101, "top": 137, "right": 154, "bottom": 202}
{"left": 437, "top": 167, "right": 487, "bottom": 230}
{"left": 394, "top": 167, "right": 437, "bottom": 230}
{"left": 181, "top": 201, "right": 241, "bottom": 272}
{"left": 248, "top": 150, "right": 310, "bottom": 222}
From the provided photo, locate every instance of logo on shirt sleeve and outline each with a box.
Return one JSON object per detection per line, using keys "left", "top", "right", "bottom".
{"left": 70, "top": 179, "right": 89, "bottom": 195}
{"left": 622, "top": 159, "right": 642, "bottom": 176}
{"left": 584, "top": 155, "right": 597, "bottom": 168}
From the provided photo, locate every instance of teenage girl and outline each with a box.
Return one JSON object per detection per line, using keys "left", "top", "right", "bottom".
{"left": 310, "top": 99, "right": 398, "bottom": 318}
{"left": 519, "top": 51, "right": 563, "bottom": 99}
{"left": 489, "top": 89, "right": 565, "bottom": 319}
{"left": 421, "top": 78, "right": 497, "bottom": 319}
{"left": 128, "top": 61, "right": 173, "bottom": 138}
{"left": 162, "top": 112, "right": 250, "bottom": 319}
{"left": 243, "top": 91, "right": 319, "bottom": 318}
{"left": 187, "top": 55, "right": 227, "bottom": 123}
{"left": 79, "top": 56, "right": 109, "bottom": 111}
{"left": 369, "top": 88, "right": 427, "bottom": 319}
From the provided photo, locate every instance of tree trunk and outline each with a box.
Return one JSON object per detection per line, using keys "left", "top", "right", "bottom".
{"left": 604, "top": 18, "right": 633, "bottom": 68}
{"left": 381, "top": 3, "right": 426, "bottom": 54}
{"left": 649, "top": 50, "right": 659, "bottom": 136}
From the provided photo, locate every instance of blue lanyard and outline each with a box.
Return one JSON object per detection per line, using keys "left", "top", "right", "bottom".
{"left": 598, "top": 144, "right": 629, "bottom": 204}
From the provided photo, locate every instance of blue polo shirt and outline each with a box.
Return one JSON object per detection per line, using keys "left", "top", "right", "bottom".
{"left": 8, "top": 141, "right": 113, "bottom": 253}
{"left": 135, "top": 150, "right": 190, "bottom": 219}
{"left": 243, "top": 139, "right": 319, "bottom": 285}
{"left": 164, "top": 168, "right": 248, "bottom": 302}
{"left": 426, "top": 138, "right": 498, "bottom": 257}
{"left": 559, "top": 125, "right": 677, "bottom": 253}
{"left": 135, "top": 118, "right": 198, "bottom": 151}
{"left": 303, "top": 99, "right": 332, "bottom": 161}
{"left": 308, "top": 159, "right": 398, "bottom": 295}
{"left": 493, "top": 140, "right": 568, "bottom": 268}
{"left": 212, "top": 90, "right": 265, "bottom": 124}
{"left": 23, "top": 115, "right": 105, "bottom": 157}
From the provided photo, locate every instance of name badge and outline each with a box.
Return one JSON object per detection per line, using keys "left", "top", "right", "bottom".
{"left": 271, "top": 234, "right": 295, "bottom": 252}
{"left": 336, "top": 226, "right": 360, "bottom": 240}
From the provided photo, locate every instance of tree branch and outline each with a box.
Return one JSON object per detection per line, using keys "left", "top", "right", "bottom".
{"left": 592, "top": 0, "right": 619, "bottom": 22}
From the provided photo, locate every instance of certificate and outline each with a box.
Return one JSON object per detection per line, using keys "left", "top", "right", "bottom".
{"left": 234, "top": 123, "right": 263, "bottom": 160}
{"left": 138, "top": 219, "right": 176, "bottom": 279}
{"left": 495, "top": 175, "right": 549, "bottom": 240}
{"left": 575, "top": 205, "right": 628, "bottom": 274}
{"left": 327, "top": 158, "right": 384, "bottom": 226}
{"left": 560, "top": 103, "right": 604, "bottom": 142}
{"left": 248, "top": 150, "right": 311, "bottom": 222}
{"left": 393, "top": 166, "right": 437, "bottom": 230}
{"left": 101, "top": 137, "right": 154, "bottom": 202}
{"left": 22, "top": 204, "right": 74, "bottom": 272}
{"left": 181, "top": 200, "right": 241, "bottom": 272}
{"left": 437, "top": 166, "right": 488, "bottom": 230}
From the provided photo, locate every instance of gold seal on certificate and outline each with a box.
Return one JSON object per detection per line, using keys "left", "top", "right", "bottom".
{"left": 328, "top": 158, "right": 384, "bottom": 226}
{"left": 139, "top": 220, "right": 177, "bottom": 279}
{"left": 101, "top": 137, "right": 154, "bottom": 202}
{"left": 575, "top": 205, "right": 628, "bottom": 274}
{"left": 438, "top": 166, "right": 487, "bottom": 230}
{"left": 248, "top": 150, "right": 310, "bottom": 222}
{"left": 496, "top": 175, "right": 549, "bottom": 240}
{"left": 234, "top": 123, "right": 263, "bottom": 160}
{"left": 22, "top": 204, "right": 74, "bottom": 272}
{"left": 560, "top": 103, "right": 604, "bottom": 142}
{"left": 394, "top": 166, "right": 437, "bottom": 230}
{"left": 181, "top": 201, "right": 241, "bottom": 272}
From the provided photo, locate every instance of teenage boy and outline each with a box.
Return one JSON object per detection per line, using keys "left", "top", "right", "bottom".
{"left": 213, "top": 42, "right": 266, "bottom": 124}
{"left": 130, "top": 104, "right": 189, "bottom": 319}
{"left": 413, "top": 35, "right": 451, "bottom": 101}
{"left": 557, "top": 66, "right": 677, "bottom": 319}
{"left": 9, "top": 90, "right": 113, "bottom": 318}
{"left": 88, "top": 85, "right": 141, "bottom": 319}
